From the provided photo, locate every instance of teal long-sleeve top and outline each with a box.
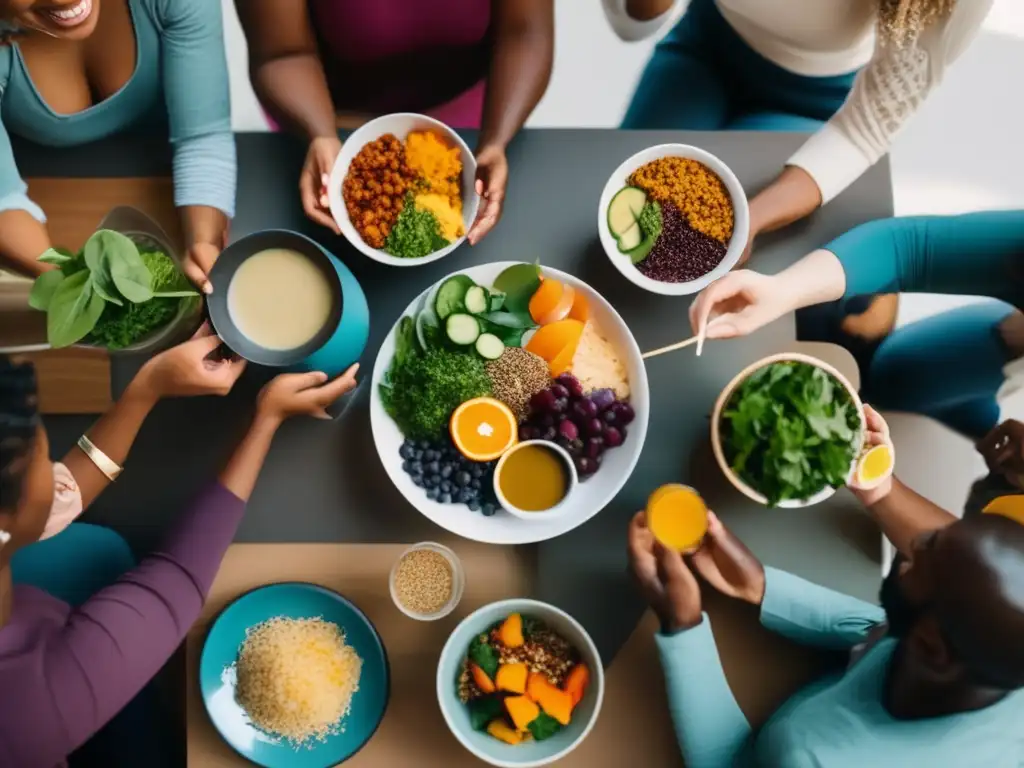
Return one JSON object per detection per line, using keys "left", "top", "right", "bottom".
{"left": 826, "top": 210, "right": 1024, "bottom": 305}
{"left": 657, "top": 568, "right": 1024, "bottom": 767}
{"left": 0, "top": 0, "right": 236, "bottom": 223}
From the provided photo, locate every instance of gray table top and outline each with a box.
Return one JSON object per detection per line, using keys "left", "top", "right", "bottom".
{"left": 21, "top": 129, "right": 893, "bottom": 662}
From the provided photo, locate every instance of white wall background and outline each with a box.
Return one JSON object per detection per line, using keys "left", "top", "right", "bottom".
{"left": 220, "top": 0, "right": 1024, "bottom": 515}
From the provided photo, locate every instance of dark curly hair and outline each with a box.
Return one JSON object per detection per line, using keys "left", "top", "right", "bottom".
{"left": 0, "top": 355, "right": 40, "bottom": 511}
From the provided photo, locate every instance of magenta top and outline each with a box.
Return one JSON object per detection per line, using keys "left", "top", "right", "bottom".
{"left": 308, "top": 0, "right": 492, "bottom": 128}
{"left": 0, "top": 483, "right": 245, "bottom": 767}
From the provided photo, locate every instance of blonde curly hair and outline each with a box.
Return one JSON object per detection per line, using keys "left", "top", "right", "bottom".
{"left": 878, "top": 0, "right": 958, "bottom": 47}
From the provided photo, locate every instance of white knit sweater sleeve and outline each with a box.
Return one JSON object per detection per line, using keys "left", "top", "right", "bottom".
{"left": 787, "top": 0, "right": 992, "bottom": 204}
{"left": 601, "top": 0, "right": 685, "bottom": 42}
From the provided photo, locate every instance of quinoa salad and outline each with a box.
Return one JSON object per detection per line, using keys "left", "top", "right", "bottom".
{"left": 455, "top": 612, "right": 592, "bottom": 745}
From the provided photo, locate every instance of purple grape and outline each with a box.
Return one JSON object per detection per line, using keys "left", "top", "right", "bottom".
{"left": 541, "top": 426, "right": 558, "bottom": 442}
{"left": 550, "top": 383, "right": 569, "bottom": 400}
{"left": 601, "top": 409, "right": 618, "bottom": 426}
{"left": 584, "top": 436, "right": 605, "bottom": 459}
{"left": 604, "top": 426, "right": 624, "bottom": 448}
{"left": 552, "top": 397, "right": 569, "bottom": 414}
{"left": 558, "top": 419, "right": 579, "bottom": 441}
{"left": 610, "top": 401, "right": 635, "bottom": 425}
{"left": 567, "top": 438, "right": 584, "bottom": 456}
{"left": 557, "top": 373, "right": 584, "bottom": 398}
{"left": 572, "top": 399, "right": 598, "bottom": 421}
{"left": 584, "top": 418, "right": 604, "bottom": 437}
{"left": 520, "top": 425, "right": 540, "bottom": 441}
{"left": 574, "top": 456, "right": 595, "bottom": 477}
{"left": 590, "top": 388, "right": 616, "bottom": 412}
{"left": 538, "top": 413, "right": 556, "bottom": 428}
{"left": 530, "top": 389, "right": 557, "bottom": 414}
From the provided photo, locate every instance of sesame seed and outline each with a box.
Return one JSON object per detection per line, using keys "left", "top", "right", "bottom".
{"left": 394, "top": 549, "right": 453, "bottom": 615}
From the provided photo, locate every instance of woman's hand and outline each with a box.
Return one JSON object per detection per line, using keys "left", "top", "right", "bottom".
{"left": 300, "top": 136, "right": 343, "bottom": 235}
{"left": 182, "top": 241, "right": 220, "bottom": 295}
{"left": 978, "top": 418, "right": 1024, "bottom": 490}
{"left": 849, "top": 405, "right": 895, "bottom": 505}
{"left": 467, "top": 144, "right": 509, "bottom": 245}
{"left": 688, "top": 270, "right": 789, "bottom": 340}
{"left": 134, "top": 323, "right": 246, "bottom": 400}
{"left": 256, "top": 364, "right": 359, "bottom": 425}
{"left": 628, "top": 511, "right": 703, "bottom": 633}
{"left": 689, "top": 512, "right": 766, "bottom": 605}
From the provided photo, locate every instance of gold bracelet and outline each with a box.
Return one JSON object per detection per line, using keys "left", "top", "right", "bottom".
{"left": 77, "top": 434, "right": 123, "bottom": 481}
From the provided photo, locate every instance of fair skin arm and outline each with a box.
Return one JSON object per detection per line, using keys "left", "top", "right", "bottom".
{"left": 742, "top": 167, "right": 824, "bottom": 263}
{"left": 0, "top": 210, "right": 55, "bottom": 278}
{"left": 62, "top": 325, "right": 246, "bottom": 508}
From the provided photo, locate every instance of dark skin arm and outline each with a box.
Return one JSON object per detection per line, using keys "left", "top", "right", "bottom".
{"left": 468, "top": 0, "right": 554, "bottom": 243}
{"left": 624, "top": 0, "right": 676, "bottom": 20}
{"left": 181, "top": 206, "right": 230, "bottom": 294}
{"left": 0, "top": 210, "right": 55, "bottom": 278}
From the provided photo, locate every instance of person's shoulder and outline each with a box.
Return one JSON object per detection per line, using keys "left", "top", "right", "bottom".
{"left": 146, "top": 0, "right": 222, "bottom": 27}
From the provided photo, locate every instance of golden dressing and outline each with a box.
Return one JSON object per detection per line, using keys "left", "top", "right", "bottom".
{"left": 499, "top": 444, "right": 569, "bottom": 512}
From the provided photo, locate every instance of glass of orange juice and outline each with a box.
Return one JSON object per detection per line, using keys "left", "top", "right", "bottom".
{"left": 646, "top": 484, "right": 709, "bottom": 552}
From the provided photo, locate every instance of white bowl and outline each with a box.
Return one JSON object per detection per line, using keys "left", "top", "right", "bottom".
{"left": 436, "top": 599, "right": 604, "bottom": 768}
{"left": 369, "top": 261, "right": 650, "bottom": 545}
{"left": 597, "top": 143, "right": 749, "bottom": 296}
{"left": 389, "top": 541, "right": 465, "bottom": 621}
{"left": 328, "top": 113, "right": 480, "bottom": 267}
{"left": 494, "top": 440, "right": 579, "bottom": 521}
{"left": 710, "top": 352, "right": 866, "bottom": 508}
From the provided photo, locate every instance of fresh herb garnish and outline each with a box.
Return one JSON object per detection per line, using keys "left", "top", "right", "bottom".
{"left": 467, "top": 696, "right": 504, "bottom": 731}
{"left": 384, "top": 193, "right": 449, "bottom": 258}
{"left": 720, "top": 362, "right": 861, "bottom": 506}
{"left": 527, "top": 712, "right": 563, "bottom": 741}
{"left": 468, "top": 635, "right": 500, "bottom": 680}
{"left": 638, "top": 200, "right": 662, "bottom": 240}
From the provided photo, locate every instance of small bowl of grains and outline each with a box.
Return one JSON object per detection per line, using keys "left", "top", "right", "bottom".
{"left": 389, "top": 542, "right": 465, "bottom": 621}
{"left": 598, "top": 143, "right": 749, "bottom": 296}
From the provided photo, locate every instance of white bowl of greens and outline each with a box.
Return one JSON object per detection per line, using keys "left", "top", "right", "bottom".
{"left": 711, "top": 353, "right": 866, "bottom": 508}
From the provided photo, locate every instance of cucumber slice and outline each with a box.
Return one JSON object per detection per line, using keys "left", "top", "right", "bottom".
{"left": 627, "top": 231, "right": 658, "bottom": 264}
{"left": 475, "top": 333, "right": 505, "bottom": 360}
{"left": 416, "top": 306, "right": 440, "bottom": 350}
{"left": 616, "top": 221, "right": 642, "bottom": 252}
{"left": 464, "top": 285, "right": 488, "bottom": 315}
{"left": 435, "top": 275, "right": 476, "bottom": 320}
{"left": 445, "top": 313, "right": 481, "bottom": 346}
{"left": 488, "top": 291, "right": 506, "bottom": 312}
{"left": 607, "top": 187, "right": 646, "bottom": 237}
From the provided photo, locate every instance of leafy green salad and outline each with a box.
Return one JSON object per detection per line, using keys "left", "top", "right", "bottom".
{"left": 720, "top": 361, "right": 862, "bottom": 506}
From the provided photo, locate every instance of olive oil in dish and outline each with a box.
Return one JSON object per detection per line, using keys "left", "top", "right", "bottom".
{"left": 498, "top": 443, "right": 570, "bottom": 512}
{"left": 228, "top": 248, "right": 334, "bottom": 351}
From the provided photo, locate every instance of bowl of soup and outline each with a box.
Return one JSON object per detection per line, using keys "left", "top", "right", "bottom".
{"left": 494, "top": 441, "right": 578, "bottom": 521}
{"left": 208, "top": 230, "right": 369, "bottom": 375}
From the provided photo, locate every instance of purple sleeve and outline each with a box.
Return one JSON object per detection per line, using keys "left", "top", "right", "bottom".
{"left": 45, "top": 482, "right": 244, "bottom": 760}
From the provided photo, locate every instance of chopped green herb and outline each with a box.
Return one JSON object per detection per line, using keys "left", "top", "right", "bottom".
{"left": 384, "top": 193, "right": 449, "bottom": 258}
{"left": 467, "top": 696, "right": 504, "bottom": 731}
{"left": 467, "top": 634, "right": 500, "bottom": 680}
{"left": 527, "top": 712, "right": 563, "bottom": 741}
{"left": 721, "top": 362, "right": 861, "bottom": 506}
{"left": 638, "top": 200, "right": 662, "bottom": 240}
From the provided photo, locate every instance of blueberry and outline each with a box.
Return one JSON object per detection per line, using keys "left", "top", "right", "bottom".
{"left": 410, "top": 461, "right": 423, "bottom": 474}
{"left": 418, "top": 440, "right": 432, "bottom": 450}
{"left": 427, "top": 460, "right": 441, "bottom": 474}
{"left": 399, "top": 444, "right": 414, "bottom": 460}
{"left": 412, "top": 474, "right": 425, "bottom": 488}
{"left": 413, "top": 449, "right": 424, "bottom": 461}
{"left": 455, "top": 471, "right": 471, "bottom": 487}
{"left": 481, "top": 503, "right": 496, "bottom": 517}
{"left": 426, "top": 488, "right": 439, "bottom": 501}
{"left": 468, "top": 500, "right": 481, "bottom": 512}
{"left": 425, "top": 474, "right": 440, "bottom": 488}
{"left": 471, "top": 466, "right": 483, "bottom": 479}
{"left": 439, "top": 493, "right": 453, "bottom": 504}
{"left": 441, "top": 481, "right": 453, "bottom": 494}
{"left": 460, "top": 491, "right": 474, "bottom": 505}
{"left": 470, "top": 479, "right": 482, "bottom": 491}
{"left": 401, "top": 460, "right": 412, "bottom": 473}
{"left": 440, "top": 465, "right": 453, "bottom": 479}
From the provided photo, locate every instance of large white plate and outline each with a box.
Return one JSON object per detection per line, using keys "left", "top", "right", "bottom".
{"left": 370, "top": 262, "right": 650, "bottom": 544}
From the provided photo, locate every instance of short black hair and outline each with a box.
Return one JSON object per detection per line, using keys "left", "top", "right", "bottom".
{"left": 0, "top": 355, "right": 40, "bottom": 511}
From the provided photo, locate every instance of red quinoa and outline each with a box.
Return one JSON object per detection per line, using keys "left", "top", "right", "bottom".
{"left": 636, "top": 202, "right": 726, "bottom": 283}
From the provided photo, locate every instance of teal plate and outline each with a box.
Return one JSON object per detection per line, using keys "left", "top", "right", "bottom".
{"left": 199, "top": 583, "right": 390, "bottom": 767}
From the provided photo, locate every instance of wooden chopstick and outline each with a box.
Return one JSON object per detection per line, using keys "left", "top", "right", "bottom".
{"left": 642, "top": 317, "right": 723, "bottom": 360}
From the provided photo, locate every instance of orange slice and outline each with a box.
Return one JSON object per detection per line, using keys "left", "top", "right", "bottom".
{"left": 646, "top": 485, "right": 708, "bottom": 551}
{"left": 855, "top": 444, "right": 894, "bottom": 488}
{"left": 982, "top": 495, "right": 1024, "bottom": 525}
{"left": 568, "top": 292, "right": 590, "bottom": 323}
{"left": 529, "top": 279, "right": 576, "bottom": 325}
{"left": 525, "top": 319, "right": 584, "bottom": 365}
{"left": 450, "top": 397, "right": 518, "bottom": 461}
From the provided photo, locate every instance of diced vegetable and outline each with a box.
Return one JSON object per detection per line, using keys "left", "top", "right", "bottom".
{"left": 531, "top": 680, "right": 573, "bottom": 725}
{"left": 487, "top": 719, "right": 523, "bottom": 745}
{"left": 468, "top": 696, "right": 504, "bottom": 731}
{"left": 616, "top": 221, "right": 642, "bottom": 252}
{"left": 470, "top": 663, "right": 496, "bottom": 694}
{"left": 504, "top": 695, "right": 540, "bottom": 732}
{"left": 464, "top": 285, "right": 488, "bottom": 315}
{"left": 526, "top": 672, "right": 550, "bottom": 703}
{"left": 469, "top": 635, "right": 499, "bottom": 679}
{"left": 445, "top": 313, "right": 481, "bottom": 346}
{"left": 495, "top": 662, "right": 529, "bottom": 694}
{"left": 527, "top": 711, "right": 563, "bottom": 742}
{"left": 497, "top": 613, "right": 525, "bottom": 648}
{"left": 435, "top": 274, "right": 475, "bottom": 320}
{"left": 563, "top": 663, "right": 590, "bottom": 708}
{"left": 475, "top": 333, "right": 505, "bottom": 360}
{"left": 607, "top": 186, "right": 646, "bottom": 237}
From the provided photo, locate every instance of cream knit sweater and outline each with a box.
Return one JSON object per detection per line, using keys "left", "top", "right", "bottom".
{"left": 604, "top": 0, "right": 992, "bottom": 203}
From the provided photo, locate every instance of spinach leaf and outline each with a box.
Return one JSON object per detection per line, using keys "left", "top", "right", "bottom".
{"left": 527, "top": 712, "right": 562, "bottom": 741}
{"left": 151, "top": 289, "right": 200, "bottom": 299}
{"left": 38, "top": 247, "right": 75, "bottom": 267}
{"left": 28, "top": 270, "right": 65, "bottom": 311}
{"left": 47, "top": 271, "right": 106, "bottom": 348}
{"left": 721, "top": 361, "right": 860, "bottom": 506}
{"left": 468, "top": 635, "right": 499, "bottom": 680}
{"left": 91, "top": 230, "right": 153, "bottom": 303}
{"left": 394, "top": 316, "right": 417, "bottom": 368}
{"left": 466, "top": 696, "right": 504, "bottom": 732}
{"left": 83, "top": 234, "right": 125, "bottom": 306}
{"left": 492, "top": 263, "right": 541, "bottom": 316}
{"left": 481, "top": 310, "right": 535, "bottom": 330}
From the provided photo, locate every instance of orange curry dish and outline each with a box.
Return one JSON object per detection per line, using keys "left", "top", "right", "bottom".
{"left": 342, "top": 133, "right": 419, "bottom": 248}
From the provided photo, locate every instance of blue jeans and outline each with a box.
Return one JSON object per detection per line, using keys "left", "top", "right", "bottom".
{"left": 622, "top": 0, "right": 857, "bottom": 130}
{"left": 12, "top": 524, "right": 177, "bottom": 768}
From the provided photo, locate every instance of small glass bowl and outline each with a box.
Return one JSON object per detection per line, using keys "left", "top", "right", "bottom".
{"left": 389, "top": 541, "right": 465, "bottom": 621}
